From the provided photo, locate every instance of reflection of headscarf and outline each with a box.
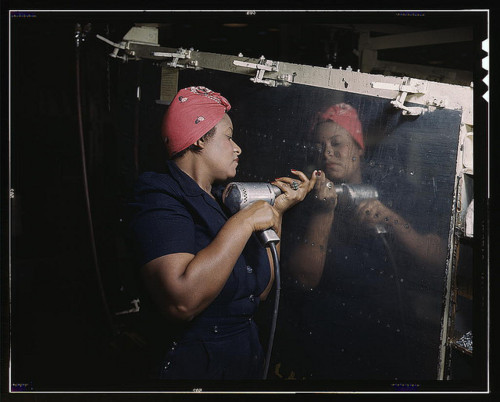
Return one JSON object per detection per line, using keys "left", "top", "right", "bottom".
{"left": 161, "top": 86, "right": 231, "bottom": 157}
{"left": 314, "top": 103, "right": 364, "bottom": 150}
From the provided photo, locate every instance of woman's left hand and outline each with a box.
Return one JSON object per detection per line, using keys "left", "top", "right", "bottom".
{"left": 355, "top": 199, "right": 395, "bottom": 231}
{"left": 271, "top": 169, "right": 318, "bottom": 215}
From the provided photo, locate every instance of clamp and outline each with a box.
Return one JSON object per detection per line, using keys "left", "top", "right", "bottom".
{"left": 371, "top": 77, "right": 430, "bottom": 116}
{"left": 233, "top": 56, "right": 294, "bottom": 87}
{"left": 151, "top": 48, "right": 200, "bottom": 70}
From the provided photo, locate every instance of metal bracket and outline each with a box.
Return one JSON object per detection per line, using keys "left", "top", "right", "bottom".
{"left": 371, "top": 78, "right": 429, "bottom": 116}
{"left": 97, "top": 27, "right": 159, "bottom": 61}
{"left": 96, "top": 34, "right": 134, "bottom": 61}
{"left": 151, "top": 48, "right": 200, "bottom": 70}
{"left": 115, "top": 299, "right": 141, "bottom": 316}
{"left": 233, "top": 56, "right": 294, "bottom": 87}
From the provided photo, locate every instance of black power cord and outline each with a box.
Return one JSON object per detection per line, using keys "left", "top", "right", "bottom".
{"left": 263, "top": 241, "right": 281, "bottom": 379}
{"left": 75, "top": 23, "right": 115, "bottom": 336}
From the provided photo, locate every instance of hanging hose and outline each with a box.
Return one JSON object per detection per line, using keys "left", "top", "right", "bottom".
{"left": 378, "top": 231, "right": 412, "bottom": 372}
{"left": 133, "top": 62, "right": 142, "bottom": 177}
{"left": 75, "top": 23, "right": 115, "bottom": 335}
{"left": 263, "top": 241, "right": 281, "bottom": 379}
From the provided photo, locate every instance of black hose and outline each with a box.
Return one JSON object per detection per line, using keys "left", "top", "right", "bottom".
{"left": 75, "top": 29, "right": 115, "bottom": 335}
{"left": 133, "top": 61, "right": 142, "bottom": 177}
{"left": 263, "top": 241, "right": 281, "bottom": 379}
{"left": 379, "top": 232, "right": 412, "bottom": 371}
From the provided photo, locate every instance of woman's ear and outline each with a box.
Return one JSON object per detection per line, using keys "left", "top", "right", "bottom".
{"left": 193, "top": 137, "right": 206, "bottom": 149}
{"left": 358, "top": 146, "right": 365, "bottom": 158}
{"left": 354, "top": 140, "right": 365, "bottom": 159}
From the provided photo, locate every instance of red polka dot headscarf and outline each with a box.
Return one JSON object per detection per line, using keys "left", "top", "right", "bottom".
{"left": 313, "top": 103, "right": 364, "bottom": 150}
{"left": 161, "top": 86, "right": 231, "bottom": 157}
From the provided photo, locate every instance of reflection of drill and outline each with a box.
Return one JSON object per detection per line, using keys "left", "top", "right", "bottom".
{"left": 335, "top": 183, "right": 386, "bottom": 234}
{"left": 335, "top": 183, "right": 379, "bottom": 208}
{"left": 222, "top": 182, "right": 281, "bottom": 246}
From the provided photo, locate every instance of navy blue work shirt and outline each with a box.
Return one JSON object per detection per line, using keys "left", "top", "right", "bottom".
{"left": 129, "top": 158, "right": 271, "bottom": 324}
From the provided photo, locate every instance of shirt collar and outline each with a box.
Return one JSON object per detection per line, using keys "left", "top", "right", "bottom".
{"left": 166, "top": 160, "right": 230, "bottom": 203}
{"left": 166, "top": 159, "right": 205, "bottom": 197}
{"left": 166, "top": 160, "right": 230, "bottom": 219}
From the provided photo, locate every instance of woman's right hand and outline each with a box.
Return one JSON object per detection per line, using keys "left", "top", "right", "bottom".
{"left": 235, "top": 200, "right": 281, "bottom": 233}
{"left": 311, "top": 170, "right": 338, "bottom": 212}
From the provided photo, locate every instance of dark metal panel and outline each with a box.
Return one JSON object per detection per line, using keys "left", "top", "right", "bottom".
{"left": 177, "top": 68, "right": 461, "bottom": 381}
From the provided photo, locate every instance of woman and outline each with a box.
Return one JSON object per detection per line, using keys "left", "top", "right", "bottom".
{"left": 277, "top": 103, "right": 447, "bottom": 380}
{"left": 129, "top": 86, "right": 317, "bottom": 380}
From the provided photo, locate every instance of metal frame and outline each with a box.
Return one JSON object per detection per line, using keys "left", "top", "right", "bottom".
{"left": 98, "top": 26, "right": 475, "bottom": 380}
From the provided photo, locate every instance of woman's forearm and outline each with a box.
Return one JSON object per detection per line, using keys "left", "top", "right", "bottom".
{"left": 389, "top": 217, "right": 447, "bottom": 267}
{"left": 287, "top": 210, "right": 334, "bottom": 288}
{"left": 357, "top": 199, "right": 447, "bottom": 269}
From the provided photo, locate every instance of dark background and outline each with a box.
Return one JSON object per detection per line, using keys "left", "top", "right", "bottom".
{"left": 1, "top": 5, "right": 491, "bottom": 400}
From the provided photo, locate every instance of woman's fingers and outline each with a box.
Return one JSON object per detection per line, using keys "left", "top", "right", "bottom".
{"left": 275, "top": 169, "right": 318, "bottom": 193}
{"left": 240, "top": 200, "right": 279, "bottom": 232}
{"left": 311, "top": 171, "right": 337, "bottom": 210}
{"left": 271, "top": 170, "right": 320, "bottom": 213}
{"left": 356, "top": 199, "right": 390, "bottom": 225}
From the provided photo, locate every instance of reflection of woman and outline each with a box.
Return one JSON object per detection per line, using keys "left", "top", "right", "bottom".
{"left": 290, "top": 103, "right": 446, "bottom": 288}
{"left": 278, "top": 103, "right": 447, "bottom": 380}
{"left": 129, "top": 86, "right": 316, "bottom": 380}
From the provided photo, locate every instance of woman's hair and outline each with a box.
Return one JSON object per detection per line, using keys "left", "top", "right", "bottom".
{"left": 170, "top": 126, "right": 217, "bottom": 160}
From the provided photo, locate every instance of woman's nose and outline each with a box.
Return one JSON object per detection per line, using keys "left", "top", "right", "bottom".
{"left": 233, "top": 141, "right": 242, "bottom": 155}
{"left": 324, "top": 147, "right": 340, "bottom": 158}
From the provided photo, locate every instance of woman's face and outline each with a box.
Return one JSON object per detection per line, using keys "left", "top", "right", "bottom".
{"left": 202, "top": 114, "right": 242, "bottom": 181}
{"left": 313, "top": 121, "right": 364, "bottom": 183}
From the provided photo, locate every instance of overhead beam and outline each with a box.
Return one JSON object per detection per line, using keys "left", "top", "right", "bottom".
{"left": 367, "top": 27, "right": 473, "bottom": 50}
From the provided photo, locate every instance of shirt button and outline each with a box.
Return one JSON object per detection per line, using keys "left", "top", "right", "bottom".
{"left": 212, "top": 325, "right": 219, "bottom": 334}
{"left": 249, "top": 294, "right": 255, "bottom": 302}
{"left": 246, "top": 265, "right": 253, "bottom": 273}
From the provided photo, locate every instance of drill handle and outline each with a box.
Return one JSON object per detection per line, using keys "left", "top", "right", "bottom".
{"left": 258, "top": 228, "right": 280, "bottom": 247}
